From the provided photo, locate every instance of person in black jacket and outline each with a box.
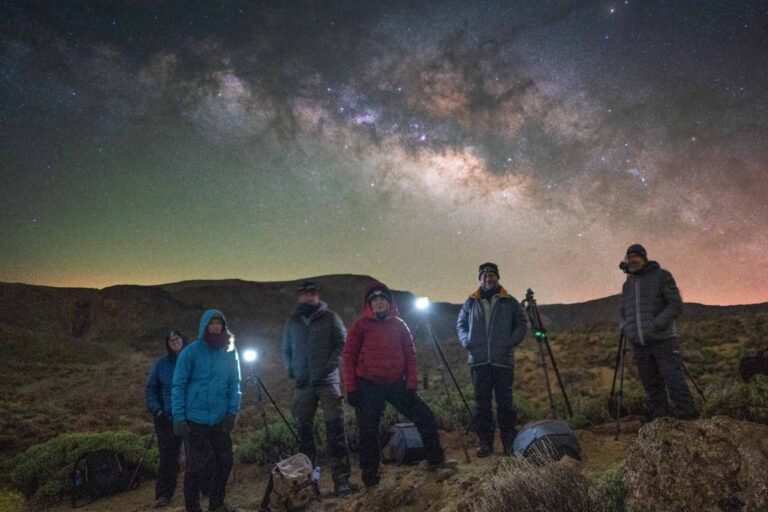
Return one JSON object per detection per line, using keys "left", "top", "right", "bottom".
{"left": 145, "top": 330, "right": 187, "bottom": 508}
{"left": 282, "top": 281, "right": 355, "bottom": 496}
{"left": 457, "top": 263, "right": 528, "bottom": 457}
{"left": 620, "top": 244, "right": 699, "bottom": 419}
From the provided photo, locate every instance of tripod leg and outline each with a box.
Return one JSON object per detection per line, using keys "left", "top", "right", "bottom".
{"left": 424, "top": 322, "right": 471, "bottom": 462}
{"left": 614, "top": 336, "right": 627, "bottom": 441}
{"left": 543, "top": 337, "right": 573, "bottom": 418}
{"left": 680, "top": 358, "right": 706, "bottom": 401}
{"left": 609, "top": 333, "right": 624, "bottom": 406}
{"left": 258, "top": 377, "right": 300, "bottom": 444}
{"left": 537, "top": 339, "right": 558, "bottom": 419}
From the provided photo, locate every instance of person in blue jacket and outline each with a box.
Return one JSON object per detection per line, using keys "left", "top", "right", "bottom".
{"left": 172, "top": 310, "right": 241, "bottom": 512}
{"left": 145, "top": 329, "right": 188, "bottom": 508}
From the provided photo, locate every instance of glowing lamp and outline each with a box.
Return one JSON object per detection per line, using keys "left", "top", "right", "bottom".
{"left": 243, "top": 349, "right": 258, "bottom": 363}
{"left": 415, "top": 297, "right": 430, "bottom": 311}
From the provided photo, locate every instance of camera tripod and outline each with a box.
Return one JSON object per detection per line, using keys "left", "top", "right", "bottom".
{"left": 609, "top": 333, "right": 706, "bottom": 440}
{"left": 412, "top": 313, "right": 472, "bottom": 463}
{"left": 521, "top": 289, "right": 573, "bottom": 419}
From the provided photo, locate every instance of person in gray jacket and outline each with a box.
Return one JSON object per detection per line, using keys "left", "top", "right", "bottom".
{"left": 457, "top": 263, "right": 528, "bottom": 457}
{"left": 282, "top": 281, "right": 355, "bottom": 496}
{"left": 620, "top": 244, "right": 699, "bottom": 419}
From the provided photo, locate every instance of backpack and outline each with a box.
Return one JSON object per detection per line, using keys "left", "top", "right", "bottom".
{"left": 261, "top": 453, "right": 315, "bottom": 512}
{"left": 70, "top": 449, "right": 133, "bottom": 507}
{"left": 387, "top": 422, "right": 425, "bottom": 465}
{"left": 739, "top": 350, "right": 768, "bottom": 382}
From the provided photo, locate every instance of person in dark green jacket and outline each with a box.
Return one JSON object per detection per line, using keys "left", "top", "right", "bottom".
{"left": 172, "top": 309, "right": 241, "bottom": 512}
{"left": 620, "top": 244, "right": 698, "bottom": 420}
{"left": 282, "top": 281, "right": 354, "bottom": 496}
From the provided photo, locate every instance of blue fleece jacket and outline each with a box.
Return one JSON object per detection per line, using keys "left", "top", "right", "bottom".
{"left": 172, "top": 309, "right": 242, "bottom": 425}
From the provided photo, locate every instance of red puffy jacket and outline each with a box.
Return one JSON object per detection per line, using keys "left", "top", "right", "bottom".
{"left": 342, "top": 282, "right": 418, "bottom": 393}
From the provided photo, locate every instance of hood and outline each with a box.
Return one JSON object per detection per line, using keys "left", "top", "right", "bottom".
{"left": 165, "top": 330, "right": 189, "bottom": 357}
{"left": 197, "top": 309, "right": 231, "bottom": 340}
{"left": 362, "top": 281, "right": 400, "bottom": 319}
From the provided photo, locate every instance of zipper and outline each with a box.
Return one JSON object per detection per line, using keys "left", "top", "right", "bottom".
{"left": 487, "top": 297, "right": 498, "bottom": 363}
{"left": 634, "top": 278, "right": 645, "bottom": 345}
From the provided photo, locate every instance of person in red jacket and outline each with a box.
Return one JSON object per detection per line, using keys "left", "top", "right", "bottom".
{"left": 343, "top": 281, "right": 457, "bottom": 488}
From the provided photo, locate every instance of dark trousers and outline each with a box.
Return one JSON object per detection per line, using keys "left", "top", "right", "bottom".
{"left": 154, "top": 414, "right": 182, "bottom": 500}
{"left": 632, "top": 338, "right": 699, "bottom": 419}
{"left": 293, "top": 383, "right": 351, "bottom": 484}
{"left": 471, "top": 364, "right": 517, "bottom": 448}
{"left": 354, "top": 379, "right": 444, "bottom": 487}
{"left": 183, "top": 422, "right": 233, "bottom": 512}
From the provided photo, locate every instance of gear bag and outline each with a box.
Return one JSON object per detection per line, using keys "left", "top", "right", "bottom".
{"left": 387, "top": 422, "right": 425, "bottom": 465}
{"left": 260, "top": 453, "right": 315, "bottom": 512}
{"left": 513, "top": 420, "right": 581, "bottom": 461}
{"left": 70, "top": 449, "right": 135, "bottom": 507}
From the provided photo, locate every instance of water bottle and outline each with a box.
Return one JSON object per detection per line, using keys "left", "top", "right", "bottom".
{"left": 311, "top": 465, "right": 321, "bottom": 484}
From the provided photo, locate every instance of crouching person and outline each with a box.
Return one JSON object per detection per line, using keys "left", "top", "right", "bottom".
{"left": 282, "top": 281, "right": 355, "bottom": 496}
{"left": 342, "top": 282, "right": 457, "bottom": 489}
{"left": 172, "top": 310, "right": 241, "bottom": 512}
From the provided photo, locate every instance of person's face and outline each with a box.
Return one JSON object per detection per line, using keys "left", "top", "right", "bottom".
{"left": 626, "top": 253, "right": 647, "bottom": 274}
{"left": 370, "top": 296, "right": 389, "bottom": 314}
{"left": 299, "top": 291, "right": 320, "bottom": 305}
{"left": 480, "top": 272, "right": 499, "bottom": 290}
{"left": 168, "top": 333, "right": 183, "bottom": 353}
{"left": 207, "top": 317, "right": 224, "bottom": 334}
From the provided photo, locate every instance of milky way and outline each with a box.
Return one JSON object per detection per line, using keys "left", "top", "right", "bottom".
{"left": 2, "top": 1, "right": 767, "bottom": 305}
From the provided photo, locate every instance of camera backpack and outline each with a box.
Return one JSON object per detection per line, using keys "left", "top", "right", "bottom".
{"left": 70, "top": 449, "right": 133, "bottom": 507}
{"left": 387, "top": 422, "right": 425, "bottom": 465}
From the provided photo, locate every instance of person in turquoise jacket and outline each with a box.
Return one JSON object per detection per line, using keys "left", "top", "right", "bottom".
{"left": 172, "top": 309, "right": 241, "bottom": 512}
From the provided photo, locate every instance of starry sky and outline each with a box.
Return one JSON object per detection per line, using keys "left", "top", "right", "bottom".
{"left": 2, "top": 1, "right": 767, "bottom": 306}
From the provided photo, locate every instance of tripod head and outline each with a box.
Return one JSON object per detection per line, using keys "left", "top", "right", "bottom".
{"left": 521, "top": 288, "right": 546, "bottom": 339}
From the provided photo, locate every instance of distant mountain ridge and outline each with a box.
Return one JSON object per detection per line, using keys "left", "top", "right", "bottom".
{"left": 2, "top": 277, "right": 767, "bottom": 347}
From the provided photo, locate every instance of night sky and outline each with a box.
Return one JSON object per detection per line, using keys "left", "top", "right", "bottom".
{"left": 2, "top": 1, "right": 767, "bottom": 306}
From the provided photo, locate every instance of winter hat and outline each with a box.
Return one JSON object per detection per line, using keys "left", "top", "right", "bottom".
{"left": 478, "top": 262, "right": 500, "bottom": 280}
{"left": 297, "top": 280, "right": 320, "bottom": 293}
{"left": 626, "top": 244, "right": 648, "bottom": 260}
{"left": 367, "top": 285, "right": 392, "bottom": 304}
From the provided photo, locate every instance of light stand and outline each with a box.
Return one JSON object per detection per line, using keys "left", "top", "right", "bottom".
{"left": 411, "top": 298, "right": 472, "bottom": 463}
{"left": 521, "top": 289, "right": 573, "bottom": 419}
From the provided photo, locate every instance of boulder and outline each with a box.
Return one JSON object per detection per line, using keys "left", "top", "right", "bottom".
{"left": 623, "top": 416, "right": 768, "bottom": 512}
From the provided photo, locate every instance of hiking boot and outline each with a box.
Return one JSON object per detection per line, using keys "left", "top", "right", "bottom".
{"left": 334, "top": 479, "right": 358, "bottom": 496}
{"left": 427, "top": 458, "right": 459, "bottom": 472}
{"left": 476, "top": 444, "right": 493, "bottom": 458}
{"left": 154, "top": 496, "right": 171, "bottom": 508}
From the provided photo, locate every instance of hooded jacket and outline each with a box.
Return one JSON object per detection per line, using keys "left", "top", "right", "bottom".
{"left": 342, "top": 282, "right": 418, "bottom": 393}
{"left": 456, "top": 286, "right": 528, "bottom": 367}
{"left": 282, "top": 300, "right": 346, "bottom": 388}
{"left": 620, "top": 261, "right": 682, "bottom": 346}
{"left": 145, "top": 336, "right": 186, "bottom": 416}
{"left": 172, "top": 309, "right": 242, "bottom": 425}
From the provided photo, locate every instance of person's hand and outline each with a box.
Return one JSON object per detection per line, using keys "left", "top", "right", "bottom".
{"left": 221, "top": 414, "right": 237, "bottom": 434}
{"left": 154, "top": 410, "right": 171, "bottom": 424}
{"left": 173, "top": 420, "right": 190, "bottom": 438}
{"left": 346, "top": 391, "right": 361, "bottom": 408}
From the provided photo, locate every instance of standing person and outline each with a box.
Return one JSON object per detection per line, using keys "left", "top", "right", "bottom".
{"left": 145, "top": 330, "right": 187, "bottom": 508}
{"left": 343, "top": 282, "right": 457, "bottom": 489}
{"left": 619, "top": 244, "right": 699, "bottom": 419}
{"left": 282, "top": 280, "right": 355, "bottom": 496}
{"left": 457, "top": 262, "right": 527, "bottom": 457}
{"left": 172, "top": 310, "right": 241, "bottom": 512}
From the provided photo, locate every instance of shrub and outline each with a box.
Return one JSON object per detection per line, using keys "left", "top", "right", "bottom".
{"left": 235, "top": 421, "right": 300, "bottom": 465}
{"left": 567, "top": 394, "right": 612, "bottom": 430}
{"left": 701, "top": 375, "right": 768, "bottom": 424}
{"left": 0, "top": 490, "right": 25, "bottom": 512}
{"left": 589, "top": 462, "right": 627, "bottom": 512}
{"left": 9, "top": 430, "right": 155, "bottom": 503}
{"left": 470, "top": 455, "right": 592, "bottom": 512}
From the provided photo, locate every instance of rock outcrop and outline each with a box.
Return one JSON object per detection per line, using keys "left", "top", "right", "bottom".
{"left": 624, "top": 416, "right": 768, "bottom": 512}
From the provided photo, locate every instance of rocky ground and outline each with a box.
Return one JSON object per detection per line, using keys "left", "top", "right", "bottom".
{"left": 45, "top": 420, "right": 639, "bottom": 512}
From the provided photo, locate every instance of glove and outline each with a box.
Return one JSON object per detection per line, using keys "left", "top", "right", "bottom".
{"left": 346, "top": 391, "right": 361, "bottom": 408}
{"left": 154, "top": 410, "right": 170, "bottom": 424}
{"left": 173, "top": 420, "right": 190, "bottom": 438}
{"left": 221, "top": 414, "right": 237, "bottom": 434}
